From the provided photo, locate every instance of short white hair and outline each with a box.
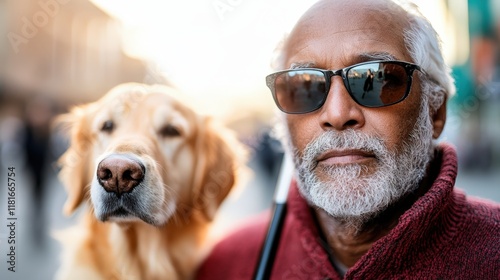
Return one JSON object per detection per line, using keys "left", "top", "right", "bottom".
{"left": 393, "top": 0, "right": 455, "bottom": 112}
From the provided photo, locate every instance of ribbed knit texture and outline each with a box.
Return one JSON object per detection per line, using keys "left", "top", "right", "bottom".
{"left": 196, "top": 143, "right": 500, "bottom": 279}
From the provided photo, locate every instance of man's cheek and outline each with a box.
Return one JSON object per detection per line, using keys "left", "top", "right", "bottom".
{"left": 287, "top": 127, "right": 307, "bottom": 155}
{"left": 287, "top": 119, "right": 314, "bottom": 152}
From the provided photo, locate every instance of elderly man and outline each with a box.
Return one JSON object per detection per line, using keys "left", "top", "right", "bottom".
{"left": 197, "top": 0, "right": 500, "bottom": 279}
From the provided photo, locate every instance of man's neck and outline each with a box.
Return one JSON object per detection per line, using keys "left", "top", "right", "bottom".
{"left": 314, "top": 207, "right": 398, "bottom": 268}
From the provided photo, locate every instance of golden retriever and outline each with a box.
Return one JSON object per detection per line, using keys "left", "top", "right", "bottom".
{"left": 54, "top": 83, "right": 243, "bottom": 280}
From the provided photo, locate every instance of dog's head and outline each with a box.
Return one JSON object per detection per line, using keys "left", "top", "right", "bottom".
{"left": 57, "top": 83, "right": 243, "bottom": 226}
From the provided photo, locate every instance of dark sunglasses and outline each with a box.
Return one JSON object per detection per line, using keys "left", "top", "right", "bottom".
{"left": 266, "top": 60, "right": 425, "bottom": 114}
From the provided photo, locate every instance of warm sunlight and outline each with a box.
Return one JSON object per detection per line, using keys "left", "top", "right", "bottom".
{"left": 89, "top": 0, "right": 319, "bottom": 117}
{"left": 88, "top": 0, "right": 464, "bottom": 117}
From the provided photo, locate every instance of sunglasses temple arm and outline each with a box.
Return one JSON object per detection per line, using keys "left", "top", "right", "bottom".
{"left": 253, "top": 152, "right": 294, "bottom": 280}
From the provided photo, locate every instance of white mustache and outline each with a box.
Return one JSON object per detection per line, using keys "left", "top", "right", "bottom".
{"left": 299, "top": 129, "right": 389, "bottom": 171}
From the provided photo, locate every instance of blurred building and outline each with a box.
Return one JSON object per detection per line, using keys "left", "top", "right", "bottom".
{"left": 0, "top": 0, "right": 156, "bottom": 107}
{"left": 449, "top": 0, "right": 500, "bottom": 172}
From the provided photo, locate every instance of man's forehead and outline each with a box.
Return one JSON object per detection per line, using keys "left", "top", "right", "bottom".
{"left": 281, "top": 0, "right": 410, "bottom": 69}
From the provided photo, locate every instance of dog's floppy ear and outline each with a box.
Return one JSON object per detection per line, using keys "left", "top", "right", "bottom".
{"left": 192, "top": 117, "right": 242, "bottom": 222}
{"left": 55, "top": 105, "right": 94, "bottom": 216}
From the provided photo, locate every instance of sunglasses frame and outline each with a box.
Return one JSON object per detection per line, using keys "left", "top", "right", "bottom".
{"left": 266, "top": 60, "right": 425, "bottom": 114}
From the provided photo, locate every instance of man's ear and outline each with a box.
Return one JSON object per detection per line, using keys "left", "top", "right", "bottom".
{"left": 432, "top": 95, "right": 447, "bottom": 139}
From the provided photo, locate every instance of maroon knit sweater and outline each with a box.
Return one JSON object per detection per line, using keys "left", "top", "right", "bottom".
{"left": 196, "top": 144, "right": 500, "bottom": 279}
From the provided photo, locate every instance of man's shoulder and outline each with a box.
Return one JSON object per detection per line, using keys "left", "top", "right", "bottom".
{"left": 196, "top": 212, "right": 270, "bottom": 280}
{"left": 452, "top": 190, "right": 500, "bottom": 247}
{"left": 447, "top": 192, "right": 500, "bottom": 273}
{"left": 460, "top": 191, "right": 500, "bottom": 221}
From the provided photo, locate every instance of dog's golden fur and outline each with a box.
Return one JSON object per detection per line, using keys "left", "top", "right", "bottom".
{"left": 55, "top": 83, "right": 243, "bottom": 280}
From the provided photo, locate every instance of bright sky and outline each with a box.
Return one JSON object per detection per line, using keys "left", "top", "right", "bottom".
{"left": 90, "top": 0, "right": 466, "bottom": 118}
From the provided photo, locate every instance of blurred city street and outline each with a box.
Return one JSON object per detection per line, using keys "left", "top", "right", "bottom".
{"left": 1, "top": 0, "right": 500, "bottom": 279}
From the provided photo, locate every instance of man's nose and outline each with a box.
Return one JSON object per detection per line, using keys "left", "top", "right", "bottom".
{"left": 317, "top": 77, "right": 365, "bottom": 131}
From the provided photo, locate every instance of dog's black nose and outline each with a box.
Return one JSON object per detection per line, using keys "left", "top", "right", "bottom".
{"left": 97, "top": 155, "right": 145, "bottom": 195}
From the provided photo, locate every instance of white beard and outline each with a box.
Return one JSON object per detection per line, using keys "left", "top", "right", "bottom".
{"left": 290, "top": 100, "right": 434, "bottom": 229}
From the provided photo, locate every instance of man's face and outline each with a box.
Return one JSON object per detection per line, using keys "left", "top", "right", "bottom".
{"left": 282, "top": 0, "right": 438, "bottom": 224}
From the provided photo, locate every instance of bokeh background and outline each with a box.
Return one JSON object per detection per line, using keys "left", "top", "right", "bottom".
{"left": 0, "top": 0, "right": 499, "bottom": 279}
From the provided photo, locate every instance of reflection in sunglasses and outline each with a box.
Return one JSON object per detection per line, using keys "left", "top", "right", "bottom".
{"left": 267, "top": 60, "right": 423, "bottom": 113}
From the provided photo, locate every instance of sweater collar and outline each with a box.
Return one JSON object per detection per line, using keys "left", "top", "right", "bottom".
{"left": 349, "top": 143, "right": 462, "bottom": 276}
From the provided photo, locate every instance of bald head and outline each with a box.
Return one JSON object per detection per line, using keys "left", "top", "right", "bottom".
{"left": 282, "top": 0, "right": 411, "bottom": 67}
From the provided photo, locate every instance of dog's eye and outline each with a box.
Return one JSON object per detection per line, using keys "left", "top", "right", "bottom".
{"left": 101, "top": 120, "right": 114, "bottom": 133}
{"left": 159, "top": 124, "right": 181, "bottom": 137}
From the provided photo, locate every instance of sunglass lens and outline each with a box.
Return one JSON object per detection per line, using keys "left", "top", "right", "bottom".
{"left": 347, "top": 62, "right": 408, "bottom": 107}
{"left": 273, "top": 70, "right": 327, "bottom": 113}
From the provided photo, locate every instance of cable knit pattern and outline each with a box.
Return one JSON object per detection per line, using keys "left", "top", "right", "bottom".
{"left": 196, "top": 143, "right": 500, "bottom": 279}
